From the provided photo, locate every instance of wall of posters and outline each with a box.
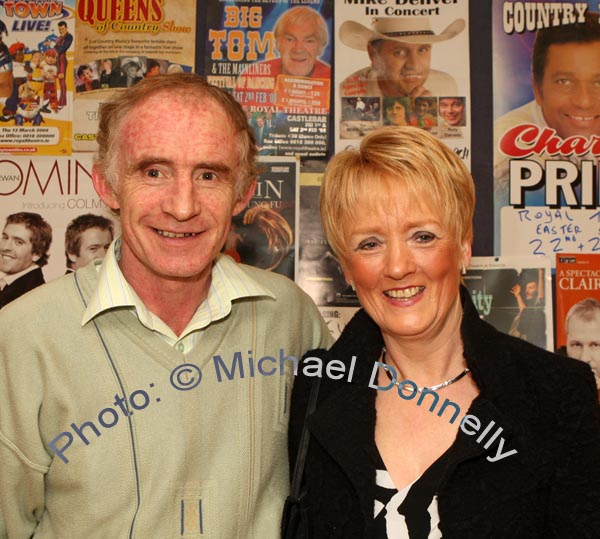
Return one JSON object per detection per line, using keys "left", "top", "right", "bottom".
{"left": 204, "top": 0, "right": 332, "bottom": 158}
{"left": 73, "top": 0, "right": 196, "bottom": 152}
{"left": 493, "top": 0, "right": 600, "bottom": 261}
{"left": 463, "top": 256, "right": 554, "bottom": 351}
{"left": 0, "top": 0, "right": 74, "bottom": 155}
{"left": 333, "top": 0, "right": 471, "bottom": 164}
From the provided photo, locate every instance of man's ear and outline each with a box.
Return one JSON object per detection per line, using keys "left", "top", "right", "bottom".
{"left": 31, "top": 253, "right": 40, "bottom": 263}
{"left": 367, "top": 42, "right": 377, "bottom": 62}
{"left": 233, "top": 178, "right": 256, "bottom": 216}
{"left": 67, "top": 251, "right": 78, "bottom": 264}
{"left": 92, "top": 164, "right": 120, "bottom": 210}
{"left": 533, "top": 81, "right": 543, "bottom": 106}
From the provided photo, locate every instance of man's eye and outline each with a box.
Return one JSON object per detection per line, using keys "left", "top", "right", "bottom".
{"left": 556, "top": 78, "right": 572, "bottom": 86}
{"left": 202, "top": 172, "right": 216, "bottom": 180}
{"left": 146, "top": 169, "right": 161, "bottom": 178}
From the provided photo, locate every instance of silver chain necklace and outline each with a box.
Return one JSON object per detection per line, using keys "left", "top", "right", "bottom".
{"left": 381, "top": 346, "right": 470, "bottom": 393}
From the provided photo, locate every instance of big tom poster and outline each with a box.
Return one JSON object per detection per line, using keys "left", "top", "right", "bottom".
{"left": 204, "top": 0, "right": 333, "bottom": 158}
{"left": 493, "top": 0, "right": 600, "bottom": 261}
{"left": 333, "top": 0, "right": 471, "bottom": 165}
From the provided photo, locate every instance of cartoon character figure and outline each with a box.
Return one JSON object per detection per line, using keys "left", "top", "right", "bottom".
{"left": 26, "top": 50, "right": 44, "bottom": 98}
{"left": 41, "top": 48, "right": 58, "bottom": 113}
{"left": 15, "top": 82, "right": 43, "bottom": 125}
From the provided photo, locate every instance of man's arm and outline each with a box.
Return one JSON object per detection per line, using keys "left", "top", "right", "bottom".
{"left": 0, "top": 71, "right": 12, "bottom": 98}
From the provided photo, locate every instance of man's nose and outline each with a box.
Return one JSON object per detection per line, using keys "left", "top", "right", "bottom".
{"left": 162, "top": 177, "right": 200, "bottom": 221}
{"left": 573, "top": 83, "right": 594, "bottom": 108}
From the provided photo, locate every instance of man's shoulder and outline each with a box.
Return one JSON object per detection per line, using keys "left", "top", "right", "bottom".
{"left": 235, "top": 262, "right": 310, "bottom": 302}
{"left": 0, "top": 267, "right": 92, "bottom": 325}
{"left": 495, "top": 100, "right": 539, "bottom": 131}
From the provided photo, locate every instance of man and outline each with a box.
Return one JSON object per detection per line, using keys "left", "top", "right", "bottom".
{"left": 408, "top": 96, "right": 437, "bottom": 127}
{"left": 55, "top": 21, "right": 72, "bottom": 108}
{"left": 339, "top": 17, "right": 464, "bottom": 99}
{"left": 494, "top": 12, "right": 600, "bottom": 186}
{"left": 0, "top": 74, "right": 330, "bottom": 538}
{"left": 0, "top": 212, "right": 52, "bottom": 309}
{"left": 439, "top": 96, "right": 466, "bottom": 127}
{"left": 64, "top": 213, "right": 114, "bottom": 271}
{"left": 564, "top": 298, "right": 600, "bottom": 399}
{"left": 75, "top": 64, "right": 101, "bottom": 93}
{"left": 235, "top": 7, "right": 330, "bottom": 107}
{"left": 0, "top": 20, "right": 13, "bottom": 98}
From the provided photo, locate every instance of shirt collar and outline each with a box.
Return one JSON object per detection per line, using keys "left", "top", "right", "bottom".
{"left": 81, "top": 237, "right": 275, "bottom": 338}
{"left": 1, "top": 264, "right": 39, "bottom": 286}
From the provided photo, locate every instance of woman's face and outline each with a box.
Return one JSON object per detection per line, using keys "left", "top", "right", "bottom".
{"left": 341, "top": 181, "right": 470, "bottom": 342}
{"left": 386, "top": 102, "right": 406, "bottom": 126}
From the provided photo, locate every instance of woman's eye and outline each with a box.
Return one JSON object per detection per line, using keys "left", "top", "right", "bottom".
{"left": 358, "top": 241, "right": 378, "bottom": 250}
{"left": 415, "top": 232, "right": 435, "bottom": 243}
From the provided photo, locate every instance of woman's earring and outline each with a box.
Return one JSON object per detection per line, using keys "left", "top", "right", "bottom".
{"left": 350, "top": 282, "right": 356, "bottom": 291}
{"left": 461, "top": 263, "right": 467, "bottom": 275}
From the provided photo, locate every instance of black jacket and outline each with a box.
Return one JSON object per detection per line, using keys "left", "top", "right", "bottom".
{"left": 0, "top": 267, "right": 45, "bottom": 309}
{"left": 289, "top": 288, "right": 600, "bottom": 538}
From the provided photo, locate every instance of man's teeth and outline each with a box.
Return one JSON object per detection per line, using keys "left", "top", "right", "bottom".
{"left": 385, "top": 286, "right": 424, "bottom": 299}
{"left": 569, "top": 114, "right": 596, "bottom": 121}
{"left": 157, "top": 230, "right": 198, "bottom": 238}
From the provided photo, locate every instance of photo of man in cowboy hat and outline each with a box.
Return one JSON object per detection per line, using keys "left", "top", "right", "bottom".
{"left": 339, "top": 16, "right": 464, "bottom": 99}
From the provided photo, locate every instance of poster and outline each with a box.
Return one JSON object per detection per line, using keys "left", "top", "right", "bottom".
{"left": 493, "top": 0, "right": 600, "bottom": 261}
{"left": 73, "top": 0, "right": 196, "bottom": 152}
{"left": 333, "top": 0, "right": 471, "bottom": 164}
{"left": 205, "top": 0, "right": 332, "bottom": 157}
{"left": 555, "top": 253, "right": 600, "bottom": 356}
{"left": 0, "top": 155, "right": 117, "bottom": 300}
{"left": 463, "top": 256, "right": 554, "bottom": 351}
{"left": 0, "top": 0, "right": 74, "bottom": 155}
{"left": 224, "top": 155, "right": 299, "bottom": 280}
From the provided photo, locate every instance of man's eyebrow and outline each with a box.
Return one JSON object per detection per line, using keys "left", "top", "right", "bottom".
{"left": 127, "top": 158, "right": 234, "bottom": 175}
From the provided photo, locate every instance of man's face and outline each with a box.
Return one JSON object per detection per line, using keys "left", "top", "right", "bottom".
{"left": 525, "top": 280, "right": 537, "bottom": 300}
{"left": 368, "top": 40, "right": 432, "bottom": 96}
{"left": 439, "top": 98, "right": 464, "bottom": 126}
{"left": 81, "top": 68, "right": 94, "bottom": 82}
{"left": 69, "top": 227, "right": 113, "bottom": 270}
{"left": 256, "top": 116, "right": 264, "bottom": 127}
{"left": 0, "top": 223, "right": 39, "bottom": 274}
{"left": 147, "top": 65, "right": 160, "bottom": 77}
{"left": 415, "top": 99, "right": 429, "bottom": 116}
{"left": 58, "top": 24, "right": 67, "bottom": 36}
{"left": 276, "top": 20, "right": 323, "bottom": 77}
{"left": 566, "top": 315, "right": 600, "bottom": 382}
{"left": 533, "top": 41, "right": 600, "bottom": 139}
{"left": 93, "top": 92, "right": 253, "bottom": 289}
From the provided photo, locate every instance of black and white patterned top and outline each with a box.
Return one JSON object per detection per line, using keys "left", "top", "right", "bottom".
{"left": 373, "top": 449, "right": 450, "bottom": 538}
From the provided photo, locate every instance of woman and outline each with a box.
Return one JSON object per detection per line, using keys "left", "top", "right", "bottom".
{"left": 288, "top": 127, "right": 600, "bottom": 538}
{"left": 384, "top": 97, "right": 409, "bottom": 126}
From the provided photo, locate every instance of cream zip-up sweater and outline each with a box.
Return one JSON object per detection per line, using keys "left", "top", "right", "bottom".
{"left": 0, "top": 261, "right": 331, "bottom": 538}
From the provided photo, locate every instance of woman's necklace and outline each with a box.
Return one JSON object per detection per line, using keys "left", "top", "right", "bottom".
{"left": 381, "top": 346, "right": 470, "bottom": 393}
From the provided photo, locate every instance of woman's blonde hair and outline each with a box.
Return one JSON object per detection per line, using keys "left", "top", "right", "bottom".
{"left": 320, "top": 126, "right": 475, "bottom": 263}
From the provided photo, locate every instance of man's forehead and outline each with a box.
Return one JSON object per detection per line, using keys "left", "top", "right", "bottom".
{"left": 3, "top": 223, "right": 32, "bottom": 241}
{"left": 378, "top": 40, "right": 431, "bottom": 51}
